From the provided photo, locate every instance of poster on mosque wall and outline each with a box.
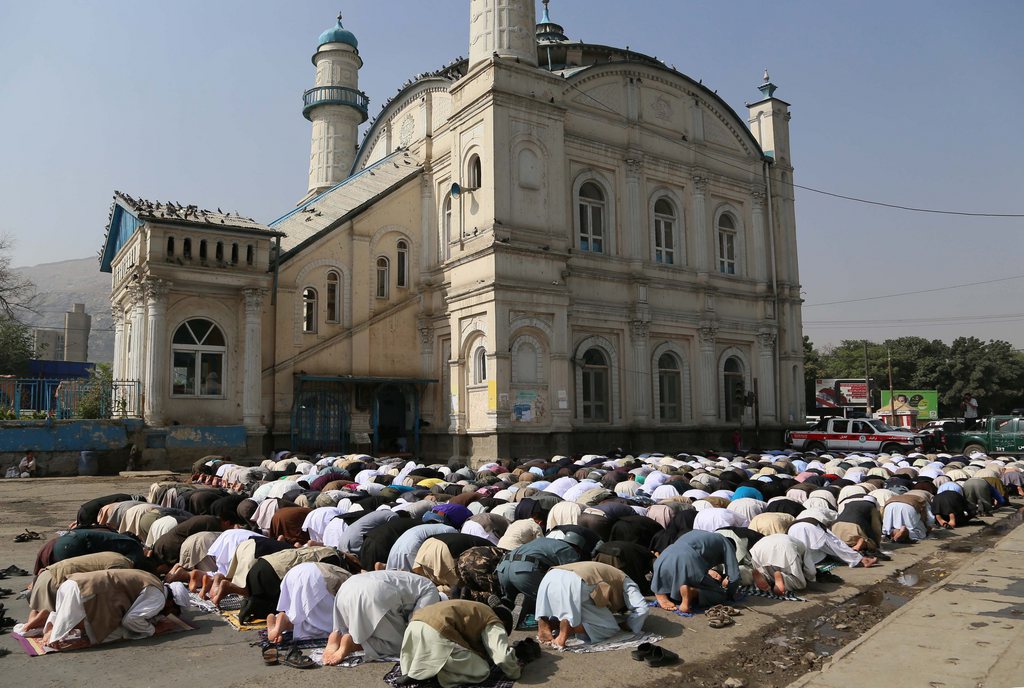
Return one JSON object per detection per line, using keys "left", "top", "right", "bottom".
{"left": 880, "top": 390, "right": 939, "bottom": 420}
{"left": 512, "top": 390, "right": 546, "bottom": 423}
{"left": 814, "top": 378, "right": 872, "bottom": 408}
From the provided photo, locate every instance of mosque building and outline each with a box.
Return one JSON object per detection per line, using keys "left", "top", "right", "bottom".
{"left": 99, "top": 1, "right": 805, "bottom": 465}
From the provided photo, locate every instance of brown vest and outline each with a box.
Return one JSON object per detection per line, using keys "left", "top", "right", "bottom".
{"left": 263, "top": 546, "right": 337, "bottom": 578}
{"left": 46, "top": 552, "right": 133, "bottom": 587}
{"left": 71, "top": 569, "right": 163, "bottom": 643}
{"left": 556, "top": 561, "right": 627, "bottom": 612}
{"left": 412, "top": 600, "right": 500, "bottom": 658}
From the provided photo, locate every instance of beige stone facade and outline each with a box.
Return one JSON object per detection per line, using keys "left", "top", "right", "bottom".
{"left": 101, "top": 3, "right": 805, "bottom": 465}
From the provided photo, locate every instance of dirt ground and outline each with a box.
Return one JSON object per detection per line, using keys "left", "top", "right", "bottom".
{"left": 0, "top": 476, "right": 1019, "bottom": 688}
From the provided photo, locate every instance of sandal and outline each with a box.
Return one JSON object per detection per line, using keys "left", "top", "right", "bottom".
{"left": 0, "top": 566, "right": 29, "bottom": 577}
{"left": 708, "top": 616, "right": 734, "bottom": 629}
{"left": 645, "top": 646, "right": 681, "bottom": 667}
{"left": 282, "top": 647, "right": 317, "bottom": 669}
{"left": 631, "top": 641, "right": 656, "bottom": 661}
{"left": 262, "top": 646, "right": 279, "bottom": 666}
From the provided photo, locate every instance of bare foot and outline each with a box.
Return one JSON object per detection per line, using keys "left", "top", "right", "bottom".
{"left": 752, "top": 570, "right": 771, "bottom": 592}
{"left": 860, "top": 556, "right": 878, "bottom": 568}
{"left": 772, "top": 571, "right": 787, "bottom": 596}
{"left": 655, "top": 593, "right": 677, "bottom": 611}
{"left": 537, "top": 619, "right": 554, "bottom": 644}
{"left": 323, "top": 633, "right": 359, "bottom": 665}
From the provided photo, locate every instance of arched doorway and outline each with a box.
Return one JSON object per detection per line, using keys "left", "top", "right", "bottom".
{"left": 723, "top": 356, "right": 745, "bottom": 422}
{"left": 374, "top": 384, "right": 410, "bottom": 453}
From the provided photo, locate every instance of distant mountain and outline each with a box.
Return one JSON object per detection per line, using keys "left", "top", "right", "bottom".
{"left": 14, "top": 257, "right": 113, "bottom": 364}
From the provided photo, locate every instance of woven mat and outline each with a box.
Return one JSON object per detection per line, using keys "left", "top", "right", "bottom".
{"left": 11, "top": 614, "right": 195, "bottom": 656}
{"left": 736, "top": 585, "right": 807, "bottom": 602}
{"left": 187, "top": 591, "right": 245, "bottom": 613}
{"left": 221, "top": 609, "right": 266, "bottom": 631}
{"left": 382, "top": 662, "right": 516, "bottom": 688}
{"left": 560, "top": 630, "right": 664, "bottom": 654}
{"left": 255, "top": 631, "right": 396, "bottom": 667}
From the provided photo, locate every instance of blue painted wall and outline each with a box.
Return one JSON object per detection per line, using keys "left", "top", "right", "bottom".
{"left": 163, "top": 425, "right": 248, "bottom": 448}
{"left": 0, "top": 419, "right": 144, "bottom": 452}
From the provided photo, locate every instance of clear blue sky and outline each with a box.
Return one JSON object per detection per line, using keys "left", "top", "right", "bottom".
{"left": 1, "top": 1, "right": 1021, "bottom": 347}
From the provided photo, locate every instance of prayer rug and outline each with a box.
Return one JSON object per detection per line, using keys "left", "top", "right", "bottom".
{"left": 382, "top": 662, "right": 516, "bottom": 688}
{"left": 221, "top": 609, "right": 267, "bottom": 631}
{"left": 254, "top": 631, "right": 397, "bottom": 667}
{"left": 561, "top": 630, "right": 664, "bottom": 654}
{"left": 736, "top": 585, "right": 807, "bottom": 602}
{"left": 186, "top": 591, "right": 244, "bottom": 613}
{"left": 646, "top": 599, "right": 701, "bottom": 617}
{"left": 11, "top": 614, "right": 195, "bottom": 656}
{"left": 816, "top": 562, "right": 839, "bottom": 574}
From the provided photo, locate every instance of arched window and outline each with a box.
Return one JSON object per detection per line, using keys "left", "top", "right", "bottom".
{"left": 581, "top": 348, "right": 609, "bottom": 421}
{"left": 468, "top": 154, "right": 482, "bottom": 189}
{"left": 302, "top": 287, "right": 318, "bottom": 333}
{"left": 396, "top": 240, "right": 409, "bottom": 288}
{"left": 246, "top": 244, "right": 254, "bottom": 266}
{"left": 376, "top": 257, "right": 390, "bottom": 299}
{"left": 578, "top": 182, "right": 606, "bottom": 253}
{"left": 166, "top": 237, "right": 175, "bottom": 258}
{"left": 473, "top": 346, "right": 488, "bottom": 384}
{"left": 171, "top": 318, "right": 226, "bottom": 397}
{"left": 653, "top": 198, "right": 676, "bottom": 265}
{"left": 231, "top": 243, "right": 239, "bottom": 264}
{"left": 183, "top": 238, "right": 192, "bottom": 259}
{"left": 515, "top": 342, "right": 538, "bottom": 383}
{"left": 214, "top": 241, "right": 223, "bottom": 262}
{"left": 199, "top": 240, "right": 208, "bottom": 261}
{"left": 440, "top": 196, "right": 452, "bottom": 261}
{"left": 717, "top": 213, "right": 737, "bottom": 275}
{"left": 724, "top": 356, "right": 744, "bottom": 421}
{"left": 326, "top": 271, "right": 341, "bottom": 323}
{"left": 657, "top": 353, "right": 682, "bottom": 421}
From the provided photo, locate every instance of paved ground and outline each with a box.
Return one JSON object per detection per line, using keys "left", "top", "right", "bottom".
{"left": 0, "top": 476, "right": 1020, "bottom": 688}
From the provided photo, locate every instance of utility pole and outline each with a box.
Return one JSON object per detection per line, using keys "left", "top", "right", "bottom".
{"left": 753, "top": 377, "right": 761, "bottom": 449}
{"left": 887, "top": 345, "right": 897, "bottom": 426}
{"left": 863, "top": 340, "right": 872, "bottom": 418}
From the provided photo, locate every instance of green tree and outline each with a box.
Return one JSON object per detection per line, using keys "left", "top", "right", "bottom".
{"left": 0, "top": 316, "right": 34, "bottom": 375}
{"left": 941, "top": 338, "right": 1024, "bottom": 415}
{"left": 78, "top": 363, "right": 113, "bottom": 419}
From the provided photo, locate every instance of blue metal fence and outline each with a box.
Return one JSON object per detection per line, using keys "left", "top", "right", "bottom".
{"left": 0, "top": 377, "right": 141, "bottom": 419}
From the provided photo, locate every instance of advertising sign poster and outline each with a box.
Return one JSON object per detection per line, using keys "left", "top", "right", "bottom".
{"left": 815, "top": 378, "right": 872, "bottom": 408}
{"left": 880, "top": 390, "right": 939, "bottom": 420}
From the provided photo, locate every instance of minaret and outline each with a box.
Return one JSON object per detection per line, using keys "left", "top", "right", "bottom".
{"left": 469, "top": 0, "right": 538, "bottom": 70}
{"left": 747, "top": 69, "right": 791, "bottom": 165}
{"left": 303, "top": 13, "right": 369, "bottom": 199}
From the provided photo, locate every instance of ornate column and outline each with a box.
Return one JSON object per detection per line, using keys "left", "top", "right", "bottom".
{"left": 243, "top": 288, "right": 266, "bottom": 430}
{"left": 697, "top": 321, "right": 718, "bottom": 423}
{"left": 420, "top": 173, "right": 434, "bottom": 272}
{"left": 757, "top": 330, "right": 778, "bottom": 421}
{"left": 142, "top": 279, "right": 171, "bottom": 426}
{"left": 750, "top": 189, "right": 768, "bottom": 283}
{"left": 417, "top": 319, "right": 434, "bottom": 379}
{"left": 111, "top": 308, "right": 125, "bottom": 381}
{"left": 127, "top": 285, "right": 145, "bottom": 383}
{"left": 625, "top": 157, "right": 644, "bottom": 260}
{"left": 629, "top": 319, "right": 651, "bottom": 425}
{"left": 692, "top": 174, "right": 710, "bottom": 273}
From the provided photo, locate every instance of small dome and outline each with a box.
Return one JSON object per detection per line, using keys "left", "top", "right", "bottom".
{"left": 318, "top": 13, "right": 358, "bottom": 49}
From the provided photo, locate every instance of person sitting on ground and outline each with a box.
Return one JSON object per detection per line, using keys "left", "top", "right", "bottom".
{"left": 19, "top": 450, "right": 37, "bottom": 478}
{"left": 399, "top": 600, "right": 524, "bottom": 688}
{"left": 962, "top": 477, "right": 1000, "bottom": 517}
{"left": 651, "top": 529, "right": 740, "bottom": 613}
{"left": 496, "top": 532, "right": 587, "bottom": 628}
{"left": 266, "top": 561, "right": 352, "bottom": 643}
{"left": 832, "top": 496, "right": 883, "bottom": 553}
{"left": 15, "top": 552, "right": 134, "bottom": 637}
{"left": 322, "top": 569, "right": 441, "bottom": 666}
{"left": 931, "top": 483, "right": 977, "bottom": 529}
{"left": 749, "top": 533, "right": 817, "bottom": 595}
{"left": 535, "top": 561, "right": 648, "bottom": 648}
{"left": 882, "top": 493, "right": 933, "bottom": 543}
{"left": 41, "top": 569, "right": 189, "bottom": 651}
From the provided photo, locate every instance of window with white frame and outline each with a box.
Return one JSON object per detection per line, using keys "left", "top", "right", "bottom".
{"left": 375, "top": 257, "right": 390, "bottom": 298}
{"left": 473, "top": 346, "right": 488, "bottom": 384}
{"left": 723, "top": 356, "right": 744, "bottom": 421}
{"left": 578, "top": 182, "right": 606, "bottom": 253}
{"left": 302, "top": 288, "right": 318, "bottom": 333}
{"left": 396, "top": 240, "right": 409, "bottom": 288}
{"left": 440, "top": 196, "right": 452, "bottom": 261}
{"left": 581, "top": 348, "right": 609, "bottom": 421}
{"left": 171, "top": 319, "right": 225, "bottom": 397}
{"left": 717, "top": 213, "right": 737, "bottom": 275}
{"left": 467, "top": 154, "right": 482, "bottom": 189}
{"left": 326, "top": 271, "right": 340, "bottom": 323}
{"left": 657, "top": 352, "right": 682, "bottom": 421}
{"left": 653, "top": 198, "right": 676, "bottom": 265}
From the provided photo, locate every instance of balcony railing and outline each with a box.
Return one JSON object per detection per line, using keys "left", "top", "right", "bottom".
{"left": 302, "top": 86, "right": 369, "bottom": 122}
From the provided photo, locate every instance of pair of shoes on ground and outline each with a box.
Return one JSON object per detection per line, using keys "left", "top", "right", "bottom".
{"left": 631, "top": 642, "right": 680, "bottom": 667}
{"left": 0, "top": 565, "right": 30, "bottom": 578}
{"left": 13, "top": 530, "right": 40, "bottom": 543}
{"left": 263, "top": 644, "right": 316, "bottom": 669}
{"left": 705, "top": 605, "right": 739, "bottom": 628}
{"left": 513, "top": 637, "right": 542, "bottom": 664}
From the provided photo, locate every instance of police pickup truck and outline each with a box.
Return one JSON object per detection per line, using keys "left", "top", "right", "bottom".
{"left": 945, "top": 415, "right": 1024, "bottom": 456}
{"left": 786, "top": 417, "right": 924, "bottom": 454}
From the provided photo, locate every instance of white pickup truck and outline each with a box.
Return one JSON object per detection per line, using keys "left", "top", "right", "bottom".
{"left": 786, "top": 417, "right": 924, "bottom": 454}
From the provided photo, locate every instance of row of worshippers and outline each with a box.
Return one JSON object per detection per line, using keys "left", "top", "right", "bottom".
{"left": 14, "top": 447, "right": 1020, "bottom": 683}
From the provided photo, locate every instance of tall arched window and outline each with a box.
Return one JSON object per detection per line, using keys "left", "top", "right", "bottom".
{"left": 724, "top": 356, "right": 744, "bottom": 421}
{"left": 183, "top": 238, "right": 192, "bottom": 259}
{"left": 302, "top": 288, "right": 318, "bottom": 333}
{"left": 467, "top": 154, "right": 482, "bottom": 189}
{"left": 171, "top": 318, "right": 226, "bottom": 397}
{"left": 231, "top": 243, "right": 239, "bottom": 264}
{"left": 376, "top": 257, "right": 390, "bottom": 299}
{"left": 440, "top": 196, "right": 452, "bottom": 261}
{"left": 581, "top": 348, "right": 609, "bottom": 421}
{"left": 166, "top": 237, "right": 175, "bottom": 258}
{"left": 653, "top": 198, "right": 676, "bottom": 265}
{"left": 396, "top": 240, "right": 409, "bottom": 288}
{"left": 326, "top": 271, "right": 341, "bottom": 323}
{"left": 246, "top": 244, "right": 254, "bottom": 266}
{"left": 215, "top": 241, "right": 224, "bottom": 262}
{"left": 717, "top": 213, "right": 737, "bottom": 275}
{"left": 473, "top": 346, "right": 488, "bottom": 384}
{"left": 578, "top": 182, "right": 606, "bottom": 253}
{"left": 199, "top": 240, "right": 208, "bottom": 261}
{"left": 657, "top": 353, "right": 682, "bottom": 421}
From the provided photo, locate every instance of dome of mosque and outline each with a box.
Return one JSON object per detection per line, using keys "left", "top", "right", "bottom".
{"left": 318, "top": 14, "right": 358, "bottom": 49}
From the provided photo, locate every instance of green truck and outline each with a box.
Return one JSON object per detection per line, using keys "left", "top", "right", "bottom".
{"left": 946, "top": 415, "right": 1024, "bottom": 456}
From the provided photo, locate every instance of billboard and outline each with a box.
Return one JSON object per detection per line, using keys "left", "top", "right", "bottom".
{"left": 880, "top": 390, "right": 939, "bottom": 420}
{"left": 814, "top": 378, "right": 872, "bottom": 408}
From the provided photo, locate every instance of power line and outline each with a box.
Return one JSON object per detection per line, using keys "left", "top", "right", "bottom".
{"left": 565, "top": 80, "right": 1024, "bottom": 219}
{"left": 805, "top": 312, "right": 1024, "bottom": 326}
{"left": 803, "top": 274, "right": 1024, "bottom": 307}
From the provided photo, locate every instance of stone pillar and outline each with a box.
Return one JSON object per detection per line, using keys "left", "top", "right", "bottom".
{"left": 469, "top": 0, "right": 538, "bottom": 69}
{"left": 111, "top": 308, "right": 125, "bottom": 381}
{"left": 127, "top": 285, "right": 145, "bottom": 383}
{"left": 142, "top": 280, "right": 171, "bottom": 426}
{"left": 697, "top": 321, "right": 718, "bottom": 423}
{"left": 757, "top": 330, "right": 778, "bottom": 421}
{"left": 625, "top": 158, "right": 644, "bottom": 260}
{"left": 418, "top": 320, "right": 434, "bottom": 379}
{"left": 750, "top": 190, "right": 768, "bottom": 283}
{"left": 420, "top": 174, "right": 434, "bottom": 272}
{"left": 243, "top": 288, "right": 266, "bottom": 430}
{"left": 629, "top": 319, "right": 651, "bottom": 425}
{"left": 692, "top": 174, "right": 710, "bottom": 273}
